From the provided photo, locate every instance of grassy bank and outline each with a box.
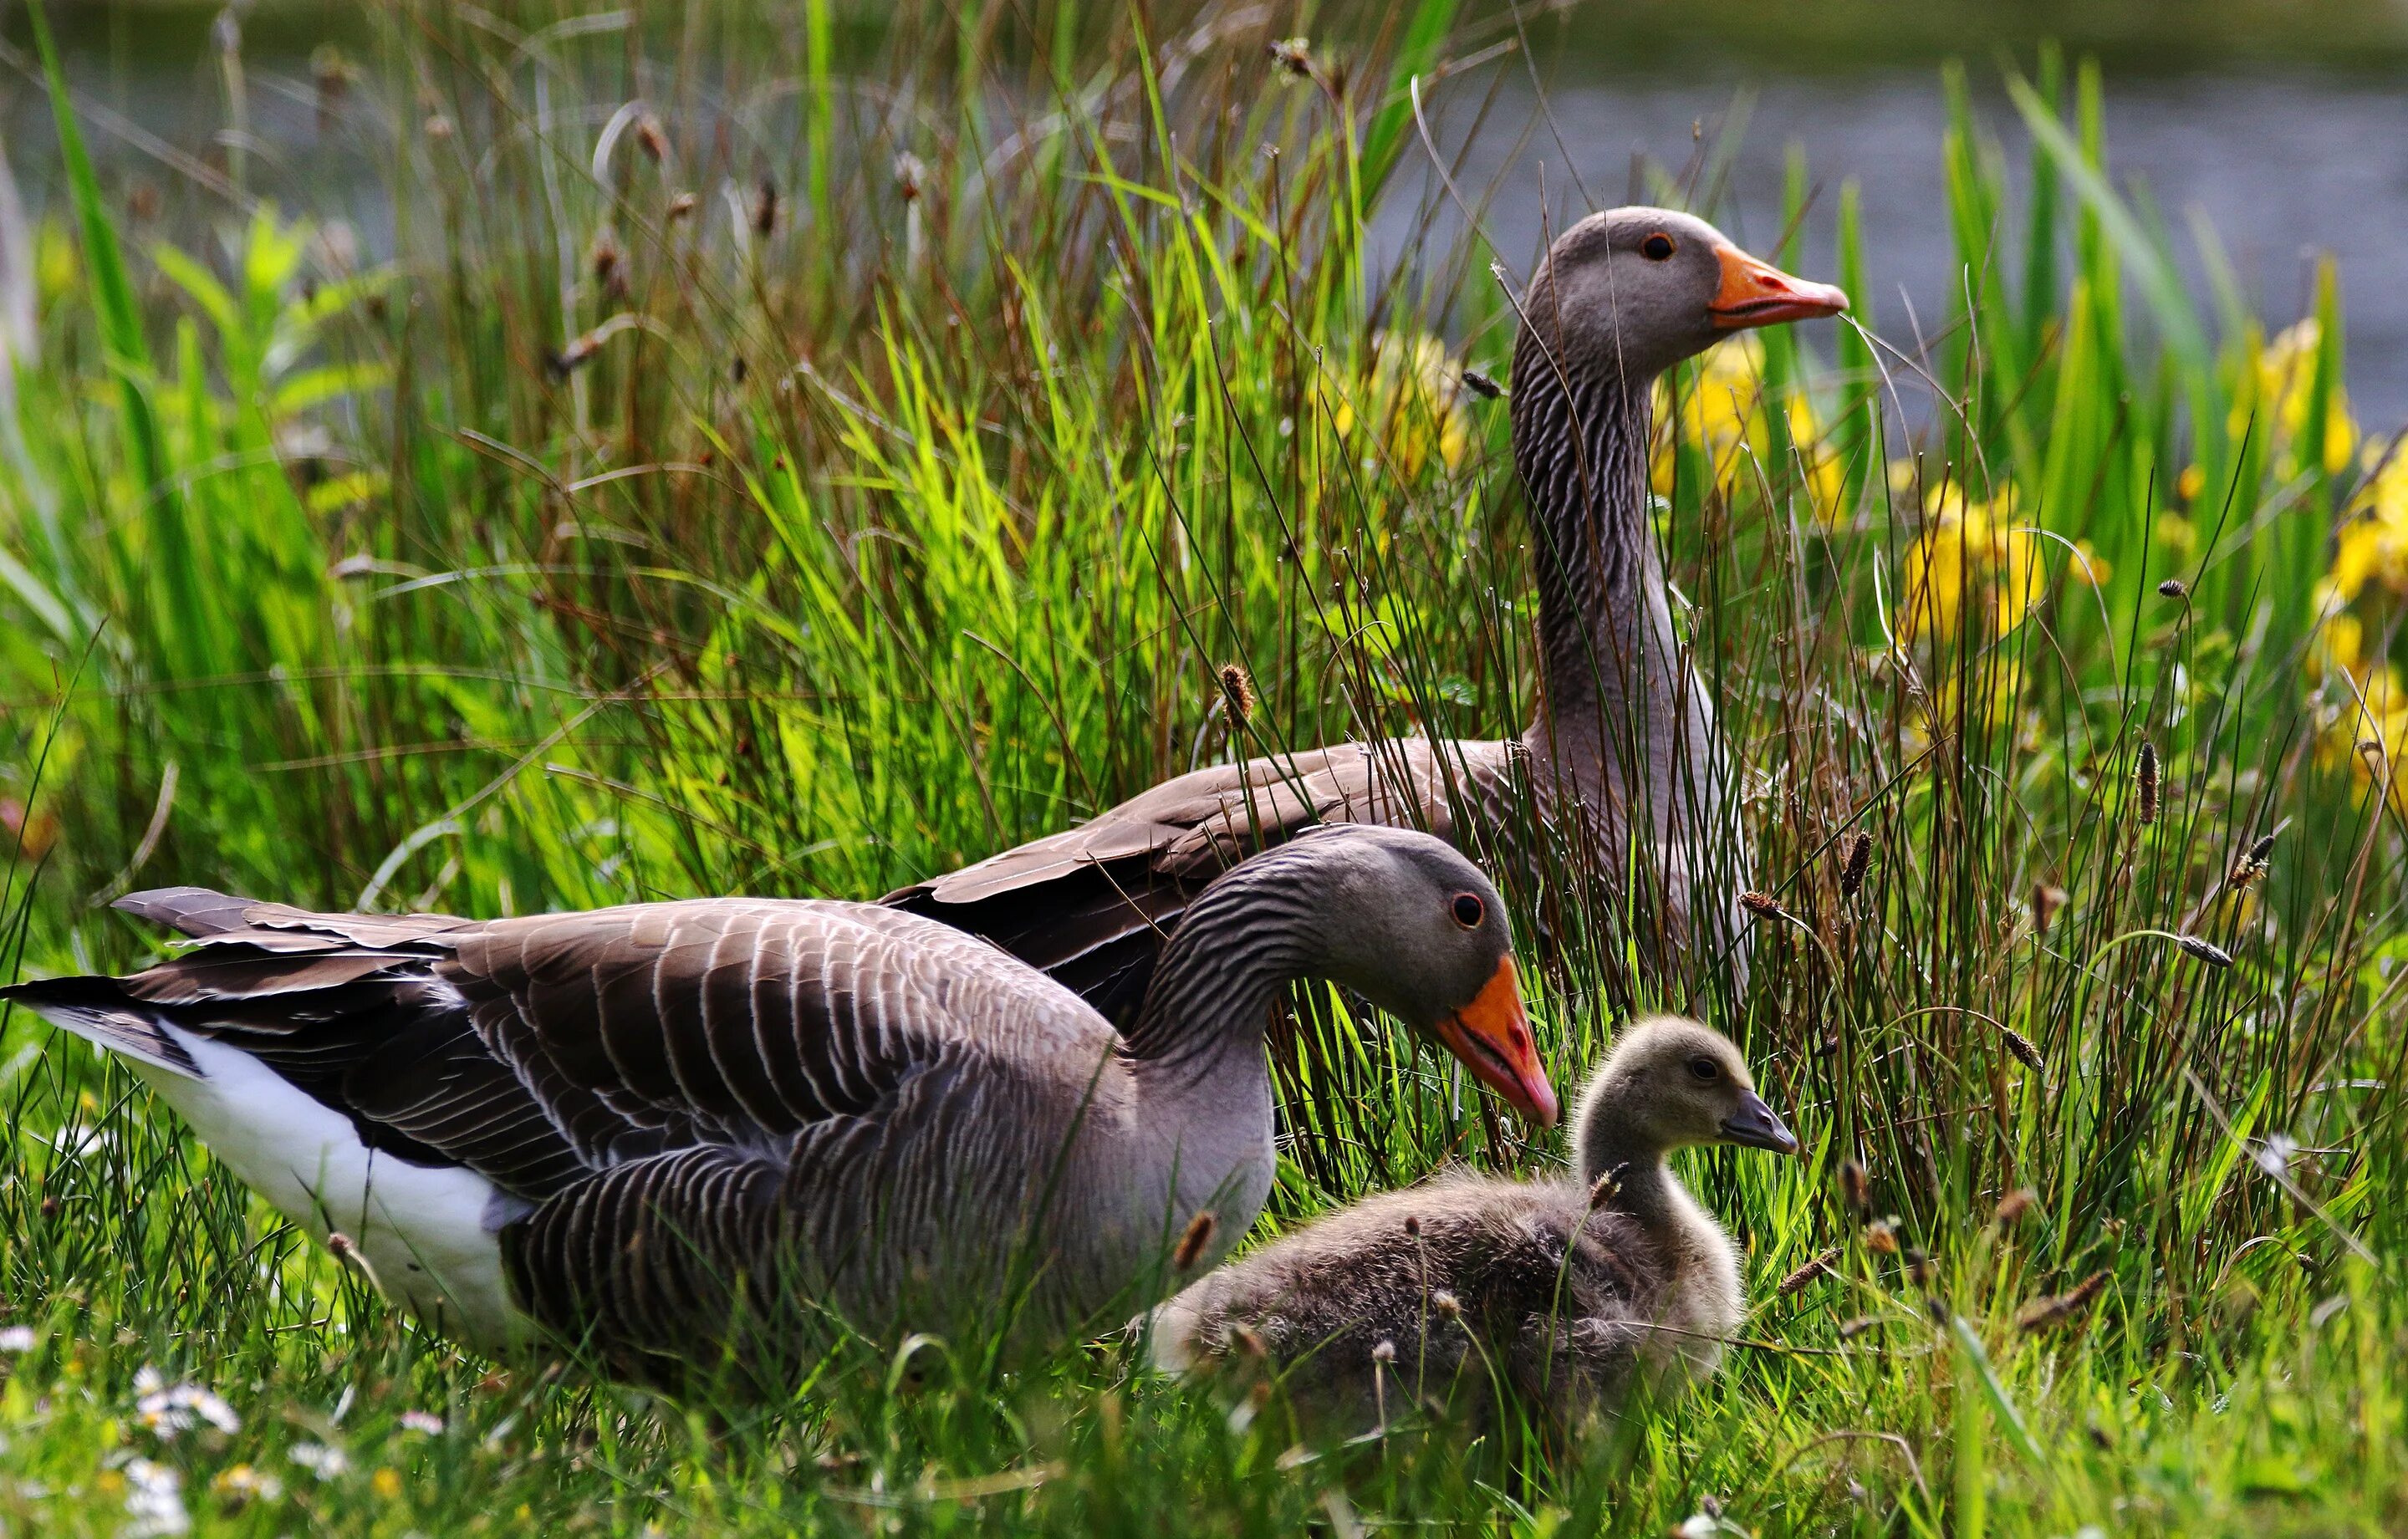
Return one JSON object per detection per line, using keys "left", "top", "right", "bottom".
{"left": 2, "top": 2, "right": 2405, "bottom": 1532}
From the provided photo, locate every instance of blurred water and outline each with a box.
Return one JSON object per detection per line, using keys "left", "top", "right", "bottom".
{"left": 9, "top": 13, "right": 2408, "bottom": 421}
{"left": 1383, "top": 69, "right": 2408, "bottom": 426}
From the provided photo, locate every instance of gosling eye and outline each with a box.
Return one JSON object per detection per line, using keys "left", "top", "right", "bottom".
{"left": 1451, "top": 893, "right": 1485, "bottom": 930}
{"left": 1640, "top": 232, "right": 1676, "bottom": 261}
{"left": 1687, "top": 1055, "right": 1720, "bottom": 1083}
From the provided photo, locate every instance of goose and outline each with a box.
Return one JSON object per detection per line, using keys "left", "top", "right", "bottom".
{"left": 887, "top": 209, "right": 1847, "bottom": 1022}
{"left": 1142, "top": 1017, "right": 1794, "bottom": 1429}
{"left": 0, "top": 825, "right": 1553, "bottom": 1386}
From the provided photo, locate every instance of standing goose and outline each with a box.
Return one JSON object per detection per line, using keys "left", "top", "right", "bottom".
{"left": 888, "top": 208, "right": 1847, "bottom": 1022}
{"left": 1, "top": 826, "right": 1552, "bottom": 1385}
{"left": 1143, "top": 1018, "right": 1794, "bottom": 1430}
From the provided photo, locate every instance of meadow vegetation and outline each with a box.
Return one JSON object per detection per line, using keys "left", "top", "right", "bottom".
{"left": 2, "top": 1, "right": 2406, "bottom": 1531}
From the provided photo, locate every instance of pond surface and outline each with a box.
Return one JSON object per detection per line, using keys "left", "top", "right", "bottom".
{"left": 1384, "top": 65, "right": 2408, "bottom": 424}
{"left": 11, "top": 4, "right": 2408, "bottom": 420}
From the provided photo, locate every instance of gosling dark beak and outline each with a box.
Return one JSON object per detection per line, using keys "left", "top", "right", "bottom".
{"left": 1428, "top": 956, "right": 1559, "bottom": 1129}
{"left": 1720, "top": 1089, "right": 1800, "bottom": 1155}
{"left": 1708, "top": 244, "right": 1850, "bottom": 331}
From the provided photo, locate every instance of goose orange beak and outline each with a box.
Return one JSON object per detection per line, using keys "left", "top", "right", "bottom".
{"left": 1429, "top": 956, "right": 1557, "bottom": 1128}
{"left": 1709, "top": 244, "right": 1849, "bottom": 330}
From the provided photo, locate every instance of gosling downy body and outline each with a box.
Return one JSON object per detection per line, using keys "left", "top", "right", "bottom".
{"left": 1, "top": 826, "right": 1553, "bottom": 1390}
{"left": 1145, "top": 1017, "right": 1794, "bottom": 1429}
{"left": 888, "top": 210, "right": 1849, "bottom": 1020}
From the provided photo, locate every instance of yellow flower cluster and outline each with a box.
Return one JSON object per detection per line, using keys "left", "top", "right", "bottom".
{"left": 1898, "top": 481, "right": 2044, "bottom": 644}
{"left": 1330, "top": 332, "right": 1472, "bottom": 481}
{"left": 1651, "top": 334, "right": 1844, "bottom": 522}
{"left": 2314, "top": 437, "right": 2408, "bottom": 814}
{"left": 2235, "top": 318, "right": 2357, "bottom": 479}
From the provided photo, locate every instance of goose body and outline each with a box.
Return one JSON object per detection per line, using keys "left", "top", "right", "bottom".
{"left": 1145, "top": 1018, "right": 1795, "bottom": 1429}
{"left": 889, "top": 210, "right": 1848, "bottom": 1019}
{"left": 4, "top": 828, "right": 1553, "bottom": 1384}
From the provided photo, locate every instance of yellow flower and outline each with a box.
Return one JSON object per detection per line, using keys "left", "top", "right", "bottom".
{"left": 2234, "top": 319, "right": 2356, "bottom": 477}
{"left": 2309, "top": 604, "right": 2364, "bottom": 682}
{"left": 2329, "top": 439, "right": 2408, "bottom": 603}
{"left": 1654, "top": 334, "right": 1844, "bottom": 523}
{"left": 1900, "top": 482, "right": 2042, "bottom": 642}
{"left": 2068, "top": 539, "right": 2110, "bottom": 589}
{"left": 372, "top": 1467, "right": 403, "bottom": 1500}
{"left": 2322, "top": 664, "right": 2408, "bottom": 816}
{"left": 1331, "top": 333, "right": 1472, "bottom": 481}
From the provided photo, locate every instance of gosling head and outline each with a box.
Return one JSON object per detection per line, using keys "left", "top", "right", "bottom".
{"left": 1279, "top": 825, "right": 1556, "bottom": 1129}
{"left": 1518, "top": 206, "right": 1849, "bottom": 385}
{"left": 1573, "top": 1016, "right": 1798, "bottom": 1180}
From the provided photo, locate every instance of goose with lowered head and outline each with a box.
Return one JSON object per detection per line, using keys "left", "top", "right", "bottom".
{"left": 1, "top": 825, "right": 1552, "bottom": 1389}
{"left": 1145, "top": 1017, "right": 1794, "bottom": 1429}
{"left": 888, "top": 209, "right": 1848, "bottom": 1019}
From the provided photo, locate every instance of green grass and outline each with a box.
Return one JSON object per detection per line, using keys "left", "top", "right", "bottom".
{"left": 3, "top": 3, "right": 2406, "bottom": 1532}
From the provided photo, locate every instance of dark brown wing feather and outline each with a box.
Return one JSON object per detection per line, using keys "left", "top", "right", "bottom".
{"left": 886, "top": 738, "right": 1512, "bottom": 1026}
{"left": 441, "top": 899, "right": 952, "bottom": 1154}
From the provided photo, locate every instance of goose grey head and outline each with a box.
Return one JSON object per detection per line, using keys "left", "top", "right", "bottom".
{"left": 1520, "top": 206, "right": 1849, "bottom": 385}
{"left": 1281, "top": 825, "right": 1556, "bottom": 1128}
{"left": 1573, "top": 1016, "right": 1798, "bottom": 1175}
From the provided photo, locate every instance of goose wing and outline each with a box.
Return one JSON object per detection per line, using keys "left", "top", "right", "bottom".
{"left": 885, "top": 736, "right": 1515, "bottom": 1024}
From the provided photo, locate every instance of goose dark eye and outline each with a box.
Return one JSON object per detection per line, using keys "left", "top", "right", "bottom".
{"left": 1451, "top": 894, "right": 1485, "bottom": 929}
{"left": 1640, "top": 232, "right": 1676, "bottom": 261}
{"left": 1687, "top": 1055, "right": 1720, "bottom": 1082}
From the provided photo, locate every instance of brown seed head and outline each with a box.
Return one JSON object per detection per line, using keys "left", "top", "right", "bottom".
{"left": 1992, "top": 1188, "right": 2037, "bottom": 1226}
{"left": 1836, "top": 1316, "right": 1879, "bottom": 1341}
{"left": 1431, "top": 1290, "right": 1462, "bottom": 1319}
{"left": 1839, "top": 830, "right": 1873, "bottom": 898}
{"left": 2176, "top": 934, "right": 2234, "bottom": 969}
{"left": 1587, "top": 1171, "right": 1621, "bottom": 1211}
{"left": 1227, "top": 1323, "right": 1268, "bottom": 1359}
{"left": 2002, "top": 1026, "right": 2044, "bottom": 1073}
{"left": 1370, "top": 1339, "right": 1396, "bottom": 1365}
{"left": 1217, "top": 663, "right": 1256, "bottom": 731}
{"left": 2135, "top": 741, "right": 2160, "bottom": 827}
{"left": 1461, "top": 367, "right": 1503, "bottom": 400}
{"left": 548, "top": 332, "right": 603, "bottom": 380}
{"left": 2018, "top": 1270, "right": 2110, "bottom": 1332}
{"left": 752, "top": 176, "right": 778, "bottom": 238}
{"left": 1739, "top": 889, "right": 1783, "bottom": 918}
{"left": 1402, "top": 1214, "right": 1421, "bottom": 1239}
{"left": 2031, "top": 882, "right": 2068, "bottom": 937}
{"left": 1839, "top": 1159, "right": 1871, "bottom": 1218}
{"left": 635, "top": 113, "right": 668, "bottom": 163}
{"left": 1171, "top": 1209, "right": 1217, "bottom": 1271}
{"left": 2230, "top": 833, "right": 2275, "bottom": 888}
{"left": 667, "top": 191, "right": 698, "bottom": 222}
{"left": 2157, "top": 578, "right": 2189, "bottom": 599}
{"left": 1778, "top": 1246, "right": 1840, "bottom": 1297}
{"left": 1865, "top": 1218, "right": 1900, "bottom": 1255}
{"left": 1267, "top": 37, "right": 1315, "bottom": 78}
{"left": 1906, "top": 1247, "right": 1936, "bottom": 1287}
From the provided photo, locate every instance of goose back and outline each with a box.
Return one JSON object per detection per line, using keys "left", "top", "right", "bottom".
{"left": 8, "top": 888, "right": 1216, "bottom": 1379}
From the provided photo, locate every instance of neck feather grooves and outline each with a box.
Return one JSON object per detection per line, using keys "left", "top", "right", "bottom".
{"left": 1508, "top": 334, "right": 1663, "bottom": 721}
{"left": 1119, "top": 846, "right": 1323, "bottom": 1073}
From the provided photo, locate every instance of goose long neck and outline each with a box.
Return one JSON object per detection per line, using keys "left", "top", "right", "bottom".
{"left": 1119, "top": 847, "right": 1324, "bottom": 1083}
{"left": 1508, "top": 335, "right": 1666, "bottom": 736}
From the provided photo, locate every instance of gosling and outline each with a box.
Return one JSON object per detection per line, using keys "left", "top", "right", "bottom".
{"left": 1143, "top": 1017, "right": 1797, "bottom": 1430}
